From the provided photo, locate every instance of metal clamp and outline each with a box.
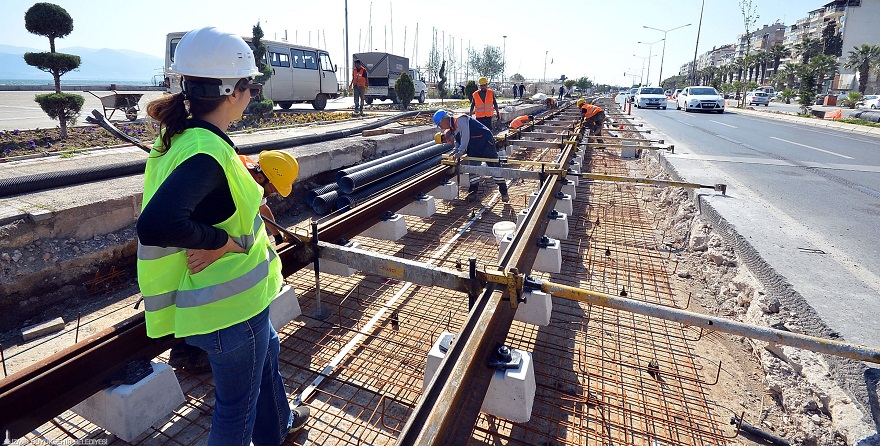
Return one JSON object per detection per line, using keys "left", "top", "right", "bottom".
{"left": 488, "top": 344, "right": 522, "bottom": 370}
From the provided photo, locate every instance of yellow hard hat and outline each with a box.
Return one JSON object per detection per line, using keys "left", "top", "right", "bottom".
{"left": 577, "top": 98, "right": 586, "bottom": 107}
{"left": 478, "top": 77, "right": 488, "bottom": 86}
{"left": 434, "top": 132, "right": 444, "bottom": 144}
{"left": 258, "top": 150, "right": 299, "bottom": 197}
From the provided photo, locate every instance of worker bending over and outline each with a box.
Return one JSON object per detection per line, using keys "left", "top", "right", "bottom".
{"left": 469, "top": 77, "right": 501, "bottom": 131}
{"left": 238, "top": 150, "right": 299, "bottom": 244}
{"left": 434, "top": 109, "right": 509, "bottom": 202}
{"left": 545, "top": 97, "right": 556, "bottom": 110}
{"left": 509, "top": 114, "right": 534, "bottom": 130}
{"left": 578, "top": 98, "right": 606, "bottom": 136}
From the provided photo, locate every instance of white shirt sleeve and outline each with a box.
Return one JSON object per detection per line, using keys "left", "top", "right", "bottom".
{"left": 454, "top": 115, "right": 470, "bottom": 155}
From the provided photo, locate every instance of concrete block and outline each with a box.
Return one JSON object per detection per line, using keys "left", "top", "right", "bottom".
{"left": 514, "top": 289, "right": 552, "bottom": 326}
{"left": 567, "top": 172, "right": 579, "bottom": 186}
{"left": 481, "top": 348, "right": 536, "bottom": 423}
{"left": 458, "top": 172, "right": 472, "bottom": 189}
{"left": 21, "top": 317, "right": 64, "bottom": 341}
{"left": 400, "top": 194, "right": 436, "bottom": 218}
{"left": 505, "top": 146, "right": 515, "bottom": 156}
{"left": 362, "top": 213, "right": 407, "bottom": 241}
{"left": 560, "top": 179, "right": 577, "bottom": 199}
{"left": 546, "top": 211, "right": 569, "bottom": 240}
{"left": 534, "top": 237, "right": 562, "bottom": 273}
{"left": 621, "top": 141, "right": 639, "bottom": 158}
{"left": 554, "top": 193, "right": 573, "bottom": 216}
{"left": 516, "top": 208, "right": 529, "bottom": 228}
{"left": 72, "top": 362, "right": 185, "bottom": 442}
{"left": 269, "top": 285, "right": 301, "bottom": 331}
{"left": 309, "top": 241, "right": 360, "bottom": 277}
{"left": 567, "top": 162, "right": 581, "bottom": 175}
{"left": 423, "top": 332, "right": 455, "bottom": 391}
{"left": 498, "top": 232, "right": 515, "bottom": 262}
{"left": 528, "top": 190, "right": 540, "bottom": 207}
{"left": 431, "top": 180, "right": 459, "bottom": 200}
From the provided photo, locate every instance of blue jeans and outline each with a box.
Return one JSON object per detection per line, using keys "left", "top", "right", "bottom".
{"left": 185, "top": 307, "right": 292, "bottom": 446}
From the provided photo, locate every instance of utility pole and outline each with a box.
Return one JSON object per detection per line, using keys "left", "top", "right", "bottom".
{"left": 344, "top": 0, "right": 349, "bottom": 91}
{"left": 690, "top": 0, "right": 706, "bottom": 86}
{"left": 543, "top": 50, "right": 548, "bottom": 83}
{"left": 502, "top": 35, "right": 507, "bottom": 83}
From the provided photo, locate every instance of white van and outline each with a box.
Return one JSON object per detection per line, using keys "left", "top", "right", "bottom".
{"left": 165, "top": 32, "right": 340, "bottom": 110}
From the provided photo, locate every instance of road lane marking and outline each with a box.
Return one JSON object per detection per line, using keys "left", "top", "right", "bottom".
{"left": 770, "top": 136, "right": 854, "bottom": 159}
{"left": 709, "top": 120, "right": 737, "bottom": 128}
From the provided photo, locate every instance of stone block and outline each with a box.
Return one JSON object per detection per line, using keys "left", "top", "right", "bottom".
{"left": 514, "top": 289, "right": 552, "bottom": 326}
{"left": 546, "top": 212, "right": 569, "bottom": 240}
{"left": 431, "top": 180, "right": 459, "bottom": 200}
{"left": 269, "top": 285, "right": 302, "bottom": 331}
{"left": 362, "top": 213, "right": 407, "bottom": 241}
{"left": 560, "top": 179, "right": 577, "bottom": 199}
{"left": 21, "top": 317, "right": 64, "bottom": 341}
{"left": 72, "top": 362, "right": 185, "bottom": 442}
{"left": 534, "top": 237, "right": 562, "bottom": 273}
{"left": 554, "top": 193, "right": 573, "bottom": 216}
{"left": 481, "top": 349, "right": 536, "bottom": 423}
{"left": 498, "top": 232, "right": 515, "bottom": 262}
{"left": 621, "top": 141, "right": 639, "bottom": 158}
{"left": 400, "top": 194, "right": 436, "bottom": 218}
{"left": 516, "top": 208, "right": 529, "bottom": 228}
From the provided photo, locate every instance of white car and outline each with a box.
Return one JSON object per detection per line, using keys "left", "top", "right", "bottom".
{"left": 676, "top": 86, "right": 725, "bottom": 113}
{"left": 860, "top": 95, "right": 880, "bottom": 109}
{"left": 634, "top": 87, "right": 667, "bottom": 109}
{"left": 746, "top": 91, "right": 770, "bottom": 106}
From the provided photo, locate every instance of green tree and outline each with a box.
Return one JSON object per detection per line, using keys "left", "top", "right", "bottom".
{"left": 468, "top": 45, "right": 504, "bottom": 79}
{"left": 564, "top": 79, "right": 576, "bottom": 92}
{"left": 23, "top": 2, "right": 82, "bottom": 139}
{"left": 810, "top": 53, "right": 838, "bottom": 94}
{"left": 768, "top": 43, "right": 789, "bottom": 78}
{"left": 840, "top": 91, "right": 862, "bottom": 109}
{"left": 796, "top": 63, "right": 818, "bottom": 113}
{"left": 509, "top": 73, "right": 525, "bottom": 82}
{"left": 247, "top": 22, "right": 273, "bottom": 117}
{"left": 821, "top": 23, "right": 843, "bottom": 57}
{"left": 574, "top": 76, "right": 592, "bottom": 91}
{"left": 795, "top": 37, "right": 822, "bottom": 64}
{"left": 778, "top": 88, "right": 796, "bottom": 104}
{"left": 437, "top": 60, "right": 448, "bottom": 99}
{"left": 844, "top": 44, "right": 880, "bottom": 94}
{"left": 738, "top": 0, "right": 759, "bottom": 107}
{"left": 394, "top": 71, "right": 415, "bottom": 110}
{"left": 778, "top": 62, "right": 799, "bottom": 90}
{"left": 464, "top": 80, "right": 477, "bottom": 101}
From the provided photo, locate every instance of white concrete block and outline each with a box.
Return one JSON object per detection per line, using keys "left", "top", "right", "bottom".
{"left": 423, "top": 332, "right": 455, "bottom": 391}
{"left": 498, "top": 232, "right": 515, "bottom": 262}
{"left": 72, "top": 362, "right": 185, "bottom": 442}
{"left": 560, "top": 179, "right": 577, "bottom": 199}
{"left": 481, "top": 349, "right": 536, "bottom": 423}
{"left": 362, "top": 213, "right": 407, "bottom": 241}
{"left": 514, "top": 289, "right": 552, "bottom": 326}
{"left": 567, "top": 163, "right": 581, "bottom": 175}
{"left": 534, "top": 237, "right": 562, "bottom": 273}
{"left": 621, "top": 141, "right": 639, "bottom": 158}
{"left": 567, "top": 171, "right": 579, "bottom": 186}
{"left": 554, "top": 193, "right": 573, "bottom": 216}
{"left": 458, "top": 172, "right": 473, "bottom": 189}
{"left": 516, "top": 208, "right": 529, "bottom": 228}
{"left": 269, "top": 285, "right": 301, "bottom": 331}
{"left": 21, "top": 317, "right": 65, "bottom": 341}
{"left": 528, "top": 190, "right": 540, "bottom": 207}
{"left": 546, "top": 212, "right": 569, "bottom": 240}
{"left": 400, "top": 194, "right": 436, "bottom": 218}
{"left": 431, "top": 180, "right": 459, "bottom": 200}
{"left": 505, "top": 146, "right": 515, "bottom": 156}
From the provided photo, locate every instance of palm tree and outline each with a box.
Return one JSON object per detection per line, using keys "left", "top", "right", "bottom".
{"left": 795, "top": 37, "right": 822, "bottom": 64}
{"left": 779, "top": 62, "right": 799, "bottom": 90}
{"left": 703, "top": 66, "right": 719, "bottom": 87}
{"left": 734, "top": 57, "right": 745, "bottom": 82}
{"left": 768, "top": 43, "right": 789, "bottom": 78}
{"left": 810, "top": 54, "right": 838, "bottom": 94}
{"left": 844, "top": 43, "right": 880, "bottom": 94}
{"left": 755, "top": 51, "right": 769, "bottom": 84}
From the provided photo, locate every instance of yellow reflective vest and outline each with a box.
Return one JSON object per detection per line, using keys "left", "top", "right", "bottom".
{"left": 138, "top": 128, "right": 281, "bottom": 338}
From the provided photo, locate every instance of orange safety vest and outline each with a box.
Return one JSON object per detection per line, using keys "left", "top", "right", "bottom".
{"left": 580, "top": 103, "right": 602, "bottom": 119}
{"left": 352, "top": 66, "right": 368, "bottom": 87}
{"left": 510, "top": 115, "right": 532, "bottom": 129}
{"left": 472, "top": 89, "right": 496, "bottom": 118}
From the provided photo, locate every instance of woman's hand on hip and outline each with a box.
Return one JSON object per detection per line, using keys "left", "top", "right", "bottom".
{"left": 185, "top": 236, "right": 245, "bottom": 274}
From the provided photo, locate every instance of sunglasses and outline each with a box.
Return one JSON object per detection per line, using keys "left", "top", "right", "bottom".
{"left": 241, "top": 82, "right": 263, "bottom": 99}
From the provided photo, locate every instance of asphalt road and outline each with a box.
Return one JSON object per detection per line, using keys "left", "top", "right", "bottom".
{"left": 626, "top": 99, "right": 880, "bottom": 350}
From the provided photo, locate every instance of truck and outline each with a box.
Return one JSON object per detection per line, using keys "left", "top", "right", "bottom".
{"left": 353, "top": 52, "right": 427, "bottom": 105}
{"left": 165, "top": 32, "right": 341, "bottom": 110}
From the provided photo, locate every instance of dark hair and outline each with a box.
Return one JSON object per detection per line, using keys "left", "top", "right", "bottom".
{"left": 146, "top": 77, "right": 247, "bottom": 153}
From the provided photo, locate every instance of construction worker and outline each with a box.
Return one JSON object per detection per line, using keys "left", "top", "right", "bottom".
{"left": 509, "top": 114, "right": 534, "bottom": 130}
{"left": 578, "top": 98, "right": 606, "bottom": 136}
{"left": 469, "top": 77, "right": 500, "bottom": 131}
{"left": 434, "top": 109, "right": 509, "bottom": 202}
{"left": 545, "top": 97, "right": 556, "bottom": 110}
{"left": 138, "top": 27, "right": 310, "bottom": 445}
{"left": 238, "top": 151, "right": 299, "bottom": 245}
{"left": 349, "top": 58, "right": 368, "bottom": 116}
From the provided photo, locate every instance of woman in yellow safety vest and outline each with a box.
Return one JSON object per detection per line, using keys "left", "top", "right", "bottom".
{"left": 138, "top": 27, "right": 309, "bottom": 446}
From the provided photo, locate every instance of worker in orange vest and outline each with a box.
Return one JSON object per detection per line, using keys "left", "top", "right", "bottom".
{"left": 545, "top": 97, "right": 556, "bottom": 110}
{"left": 349, "top": 58, "right": 369, "bottom": 116}
{"left": 469, "top": 77, "right": 500, "bottom": 131}
{"left": 577, "top": 98, "right": 606, "bottom": 136}
{"left": 509, "top": 114, "right": 534, "bottom": 130}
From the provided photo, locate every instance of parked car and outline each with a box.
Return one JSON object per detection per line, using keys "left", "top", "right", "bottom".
{"left": 860, "top": 95, "right": 880, "bottom": 109}
{"left": 746, "top": 91, "right": 770, "bottom": 106}
{"left": 676, "top": 86, "right": 725, "bottom": 113}
{"left": 634, "top": 87, "right": 668, "bottom": 109}
{"left": 664, "top": 89, "right": 672, "bottom": 97}
{"left": 626, "top": 87, "right": 638, "bottom": 103}
{"left": 671, "top": 88, "right": 682, "bottom": 100}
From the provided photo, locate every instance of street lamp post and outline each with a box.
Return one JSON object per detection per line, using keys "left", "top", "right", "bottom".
{"left": 644, "top": 23, "right": 691, "bottom": 87}
{"left": 543, "top": 50, "right": 548, "bottom": 83}
{"left": 632, "top": 54, "right": 648, "bottom": 86}
{"left": 637, "top": 38, "right": 663, "bottom": 86}
{"left": 690, "top": 0, "right": 706, "bottom": 86}
{"left": 502, "top": 35, "right": 507, "bottom": 83}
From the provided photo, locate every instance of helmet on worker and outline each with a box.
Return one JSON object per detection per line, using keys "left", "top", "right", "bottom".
{"left": 258, "top": 150, "right": 299, "bottom": 197}
{"left": 433, "top": 109, "right": 451, "bottom": 127}
{"left": 577, "top": 98, "right": 586, "bottom": 107}
{"left": 478, "top": 77, "right": 489, "bottom": 87}
{"left": 171, "top": 27, "right": 262, "bottom": 98}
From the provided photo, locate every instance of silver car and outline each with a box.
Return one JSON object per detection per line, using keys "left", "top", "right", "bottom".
{"left": 746, "top": 91, "right": 770, "bottom": 106}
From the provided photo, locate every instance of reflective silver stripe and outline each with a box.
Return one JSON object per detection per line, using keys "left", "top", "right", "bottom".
{"left": 138, "top": 242, "right": 183, "bottom": 261}
{"left": 232, "top": 215, "right": 263, "bottom": 250}
{"left": 143, "top": 257, "right": 270, "bottom": 311}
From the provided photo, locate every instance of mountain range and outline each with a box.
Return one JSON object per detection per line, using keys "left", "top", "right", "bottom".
{"left": 0, "top": 44, "right": 164, "bottom": 83}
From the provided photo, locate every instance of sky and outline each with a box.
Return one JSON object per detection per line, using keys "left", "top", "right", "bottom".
{"left": 2, "top": 0, "right": 826, "bottom": 86}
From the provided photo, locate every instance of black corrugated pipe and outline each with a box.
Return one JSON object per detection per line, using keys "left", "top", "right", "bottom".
{"left": 336, "top": 155, "right": 442, "bottom": 209}
{"left": 337, "top": 143, "right": 451, "bottom": 194}
{"left": 312, "top": 190, "right": 340, "bottom": 216}
{"left": 0, "top": 110, "right": 439, "bottom": 199}
{"left": 0, "top": 160, "right": 147, "bottom": 198}
{"left": 306, "top": 182, "right": 339, "bottom": 207}
{"left": 335, "top": 140, "right": 436, "bottom": 182}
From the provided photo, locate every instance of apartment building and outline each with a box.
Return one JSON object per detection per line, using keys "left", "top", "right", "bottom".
{"left": 735, "top": 22, "right": 787, "bottom": 60}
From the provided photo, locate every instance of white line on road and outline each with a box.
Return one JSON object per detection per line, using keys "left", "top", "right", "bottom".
{"left": 770, "top": 136, "right": 854, "bottom": 159}
{"left": 709, "top": 120, "right": 737, "bottom": 128}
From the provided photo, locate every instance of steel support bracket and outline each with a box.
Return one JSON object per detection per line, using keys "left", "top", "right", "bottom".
{"left": 481, "top": 267, "right": 525, "bottom": 309}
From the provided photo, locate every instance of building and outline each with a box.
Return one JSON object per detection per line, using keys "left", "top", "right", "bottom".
{"left": 735, "top": 22, "right": 787, "bottom": 60}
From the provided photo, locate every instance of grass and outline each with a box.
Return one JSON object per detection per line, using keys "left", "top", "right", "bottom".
{"left": 838, "top": 118, "right": 880, "bottom": 128}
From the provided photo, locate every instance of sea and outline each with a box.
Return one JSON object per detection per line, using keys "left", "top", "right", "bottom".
{"left": 0, "top": 78, "right": 156, "bottom": 86}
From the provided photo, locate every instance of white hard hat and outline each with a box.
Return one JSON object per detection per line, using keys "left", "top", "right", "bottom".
{"left": 171, "top": 27, "right": 260, "bottom": 95}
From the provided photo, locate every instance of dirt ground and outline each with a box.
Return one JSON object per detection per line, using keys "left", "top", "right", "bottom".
{"left": 0, "top": 144, "right": 862, "bottom": 445}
